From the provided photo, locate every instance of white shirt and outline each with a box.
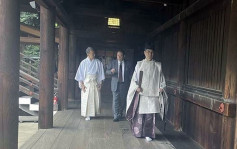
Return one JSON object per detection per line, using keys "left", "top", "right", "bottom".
{"left": 118, "top": 60, "right": 125, "bottom": 82}
{"left": 75, "top": 57, "right": 105, "bottom": 85}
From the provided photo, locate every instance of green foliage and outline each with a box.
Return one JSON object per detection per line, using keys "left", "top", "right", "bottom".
{"left": 23, "top": 45, "right": 40, "bottom": 57}
{"left": 22, "top": 45, "right": 40, "bottom": 68}
{"left": 20, "top": 12, "right": 40, "bottom": 28}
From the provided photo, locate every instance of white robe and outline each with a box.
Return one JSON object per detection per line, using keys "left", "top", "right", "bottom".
{"left": 75, "top": 57, "right": 105, "bottom": 117}
{"left": 126, "top": 59, "right": 168, "bottom": 119}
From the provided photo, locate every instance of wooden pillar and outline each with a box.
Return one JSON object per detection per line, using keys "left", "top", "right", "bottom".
{"left": 68, "top": 33, "right": 76, "bottom": 101}
{"left": 0, "top": 0, "right": 20, "bottom": 148}
{"left": 223, "top": 0, "right": 237, "bottom": 149}
{"left": 38, "top": 6, "right": 55, "bottom": 129}
{"left": 174, "top": 21, "right": 187, "bottom": 131}
{"left": 58, "top": 26, "right": 69, "bottom": 110}
{"left": 75, "top": 51, "right": 81, "bottom": 100}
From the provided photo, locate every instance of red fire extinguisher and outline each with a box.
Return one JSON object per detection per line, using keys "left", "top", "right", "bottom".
{"left": 53, "top": 93, "right": 58, "bottom": 111}
{"left": 53, "top": 95, "right": 58, "bottom": 105}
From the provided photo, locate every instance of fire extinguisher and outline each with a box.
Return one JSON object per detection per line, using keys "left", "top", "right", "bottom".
{"left": 53, "top": 95, "right": 58, "bottom": 105}
{"left": 53, "top": 93, "right": 58, "bottom": 111}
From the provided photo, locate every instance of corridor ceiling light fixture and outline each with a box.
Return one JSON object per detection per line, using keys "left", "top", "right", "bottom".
{"left": 29, "top": 1, "right": 36, "bottom": 9}
{"left": 164, "top": 3, "right": 167, "bottom": 7}
{"left": 108, "top": 18, "right": 120, "bottom": 27}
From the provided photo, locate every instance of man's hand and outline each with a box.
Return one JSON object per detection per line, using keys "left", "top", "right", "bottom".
{"left": 111, "top": 68, "right": 116, "bottom": 74}
{"left": 80, "top": 82, "right": 86, "bottom": 93}
{"left": 159, "top": 88, "right": 163, "bottom": 92}
{"left": 136, "top": 87, "right": 143, "bottom": 93}
{"left": 97, "top": 84, "right": 102, "bottom": 90}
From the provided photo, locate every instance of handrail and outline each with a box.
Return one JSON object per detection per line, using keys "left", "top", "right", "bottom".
{"left": 19, "top": 85, "right": 39, "bottom": 99}
{"left": 20, "top": 77, "right": 39, "bottom": 90}
{"left": 19, "top": 52, "right": 58, "bottom": 99}
{"left": 20, "top": 52, "right": 39, "bottom": 64}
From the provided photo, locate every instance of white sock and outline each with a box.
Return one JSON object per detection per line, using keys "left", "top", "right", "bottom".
{"left": 145, "top": 137, "right": 152, "bottom": 142}
{"left": 85, "top": 116, "right": 90, "bottom": 121}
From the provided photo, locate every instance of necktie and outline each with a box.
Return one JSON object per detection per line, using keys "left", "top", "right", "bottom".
{"left": 119, "top": 62, "right": 122, "bottom": 82}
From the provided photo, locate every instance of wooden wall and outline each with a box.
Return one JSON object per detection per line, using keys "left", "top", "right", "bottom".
{"left": 186, "top": 4, "right": 226, "bottom": 91}
{"left": 153, "top": 0, "right": 236, "bottom": 149}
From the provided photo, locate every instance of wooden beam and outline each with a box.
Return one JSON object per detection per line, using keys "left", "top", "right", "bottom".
{"left": 58, "top": 26, "right": 69, "bottom": 110}
{"left": 148, "top": 0, "right": 216, "bottom": 38}
{"left": 0, "top": 0, "right": 20, "bottom": 148}
{"left": 20, "top": 37, "right": 40, "bottom": 44}
{"left": 36, "top": 0, "right": 71, "bottom": 27}
{"left": 20, "top": 37, "right": 59, "bottom": 44}
{"left": 166, "top": 86, "right": 236, "bottom": 117}
{"left": 123, "top": 0, "right": 181, "bottom": 6}
{"left": 38, "top": 6, "right": 56, "bottom": 129}
{"left": 20, "top": 24, "right": 40, "bottom": 37}
{"left": 20, "top": 24, "right": 59, "bottom": 43}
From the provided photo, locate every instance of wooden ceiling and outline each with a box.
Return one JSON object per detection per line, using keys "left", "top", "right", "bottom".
{"left": 20, "top": 0, "right": 185, "bottom": 48}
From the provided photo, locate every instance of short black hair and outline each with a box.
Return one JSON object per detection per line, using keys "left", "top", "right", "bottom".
{"left": 117, "top": 50, "right": 125, "bottom": 55}
{"left": 144, "top": 43, "right": 154, "bottom": 51}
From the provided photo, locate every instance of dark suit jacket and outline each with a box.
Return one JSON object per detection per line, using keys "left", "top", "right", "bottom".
{"left": 106, "top": 60, "right": 132, "bottom": 92}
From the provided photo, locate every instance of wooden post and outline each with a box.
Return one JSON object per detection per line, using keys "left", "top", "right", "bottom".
{"left": 68, "top": 33, "right": 76, "bottom": 101}
{"left": 223, "top": 0, "right": 237, "bottom": 149}
{"left": 174, "top": 21, "right": 187, "bottom": 131}
{"left": 38, "top": 6, "right": 55, "bottom": 129}
{"left": 0, "top": 0, "right": 20, "bottom": 148}
{"left": 58, "top": 26, "right": 69, "bottom": 110}
{"left": 75, "top": 50, "right": 81, "bottom": 100}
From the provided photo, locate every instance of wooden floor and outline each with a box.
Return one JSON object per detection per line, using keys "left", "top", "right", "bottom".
{"left": 20, "top": 97, "right": 203, "bottom": 149}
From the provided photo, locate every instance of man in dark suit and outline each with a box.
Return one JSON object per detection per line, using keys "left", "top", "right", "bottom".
{"left": 107, "top": 50, "right": 132, "bottom": 122}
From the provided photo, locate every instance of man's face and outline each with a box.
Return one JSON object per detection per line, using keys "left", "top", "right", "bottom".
{"left": 144, "top": 49, "right": 153, "bottom": 61}
{"left": 117, "top": 51, "right": 124, "bottom": 62}
{"left": 88, "top": 50, "right": 95, "bottom": 60}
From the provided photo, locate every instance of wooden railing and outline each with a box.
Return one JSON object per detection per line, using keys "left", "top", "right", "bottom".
{"left": 19, "top": 53, "right": 58, "bottom": 100}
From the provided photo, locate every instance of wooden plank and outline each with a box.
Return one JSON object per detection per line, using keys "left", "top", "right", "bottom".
{"left": 20, "top": 24, "right": 40, "bottom": 37}
{"left": 20, "top": 24, "right": 59, "bottom": 43}
{"left": 69, "top": 118, "right": 92, "bottom": 149}
{"left": 0, "top": 0, "right": 20, "bottom": 148}
{"left": 51, "top": 110, "right": 81, "bottom": 149}
{"left": 19, "top": 85, "right": 39, "bottom": 99}
{"left": 31, "top": 110, "right": 74, "bottom": 149}
{"left": 20, "top": 37, "right": 40, "bottom": 44}
{"left": 104, "top": 119, "right": 126, "bottom": 149}
{"left": 38, "top": 6, "right": 56, "bottom": 129}
{"left": 19, "top": 77, "right": 39, "bottom": 90}
{"left": 166, "top": 86, "right": 236, "bottom": 117}
{"left": 20, "top": 70, "right": 39, "bottom": 85}
{"left": 20, "top": 129, "right": 46, "bottom": 149}
{"left": 148, "top": 0, "right": 216, "bottom": 38}
{"left": 20, "top": 37, "right": 59, "bottom": 44}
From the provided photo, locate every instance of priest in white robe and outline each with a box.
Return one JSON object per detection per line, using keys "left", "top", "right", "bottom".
{"left": 126, "top": 44, "right": 168, "bottom": 141}
{"left": 75, "top": 47, "right": 105, "bottom": 121}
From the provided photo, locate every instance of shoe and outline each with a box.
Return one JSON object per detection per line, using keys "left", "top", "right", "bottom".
{"left": 113, "top": 118, "right": 119, "bottom": 122}
{"left": 145, "top": 137, "right": 152, "bottom": 142}
{"left": 85, "top": 117, "right": 90, "bottom": 121}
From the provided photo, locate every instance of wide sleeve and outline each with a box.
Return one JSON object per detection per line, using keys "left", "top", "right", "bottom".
{"left": 74, "top": 61, "right": 85, "bottom": 83}
{"left": 160, "top": 64, "right": 166, "bottom": 89}
{"left": 130, "top": 63, "right": 139, "bottom": 88}
{"left": 97, "top": 61, "right": 105, "bottom": 84}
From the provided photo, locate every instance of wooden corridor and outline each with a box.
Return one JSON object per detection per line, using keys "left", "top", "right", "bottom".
{"left": 20, "top": 97, "right": 202, "bottom": 149}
